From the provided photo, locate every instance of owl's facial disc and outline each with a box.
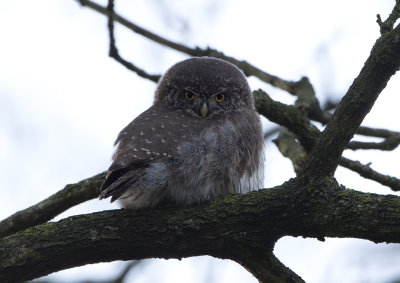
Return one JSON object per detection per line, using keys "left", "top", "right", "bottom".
{"left": 199, "top": 91, "right": 226, "bottom": 118}
{"left": 188, "top": 97, "right": 211, "bottom": 119}
{"left": 184, "top": 91, "right": 225, "bottom": 119}
{"left": 155, "top": 57, "right": 254, "bottom": 113}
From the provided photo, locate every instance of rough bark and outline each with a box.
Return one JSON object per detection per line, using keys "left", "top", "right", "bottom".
{"left": 302, "top": 23, "right": 400, "bottom": 178}
{"left": 1, "top": 177, "right": 400, "bottom": 283}
{"left": 0, "top": 172, "right": 105, "bottom": 238}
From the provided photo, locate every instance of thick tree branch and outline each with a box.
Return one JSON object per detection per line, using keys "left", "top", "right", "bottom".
{"left": 253, "top": 89, "right": 320, "bottom": 152}
{"left": 0, "top": 172, "right": 105, "bottom": 239}
{"left": 302, "top": 24, "right": 400, "bottom": 178}
{"left": 1, "top": 177, "right": 400, "bottom": 283}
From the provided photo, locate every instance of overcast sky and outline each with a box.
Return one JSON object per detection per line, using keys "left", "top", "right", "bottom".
{"left": 1, "top": 1, "right": 400, "bottom": 282}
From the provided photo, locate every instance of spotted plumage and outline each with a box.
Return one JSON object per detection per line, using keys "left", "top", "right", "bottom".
{"left": 100, "top": 57, "right": 265, "bottom": 209}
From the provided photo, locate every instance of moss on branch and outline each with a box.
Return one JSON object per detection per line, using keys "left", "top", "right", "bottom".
{"left": 1, "top": 177, "right": 400, "bottom": 283}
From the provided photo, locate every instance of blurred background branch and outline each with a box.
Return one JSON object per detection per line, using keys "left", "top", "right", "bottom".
{"left": 31, "top": 261, "right": 144, "bottom": 283}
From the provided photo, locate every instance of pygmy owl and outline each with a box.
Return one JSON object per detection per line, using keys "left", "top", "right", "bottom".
{"left": 100, "top": 57, "right": 264, "bottom": 209}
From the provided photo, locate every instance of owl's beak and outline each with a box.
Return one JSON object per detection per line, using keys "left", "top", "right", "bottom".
{"left": 200, "top": 102, "right": 208, "bottom": 118}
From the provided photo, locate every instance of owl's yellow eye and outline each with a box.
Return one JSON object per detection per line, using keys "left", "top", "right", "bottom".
{"left": 215, "top": 93, "right": 225, "bottom": 102}
{"left": 184, "top": 92, "right": 195, "bottom": 101}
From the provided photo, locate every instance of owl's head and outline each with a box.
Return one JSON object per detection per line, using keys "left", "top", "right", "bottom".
{"left": 154, "top": 57, "right": 254, "bottom": 119}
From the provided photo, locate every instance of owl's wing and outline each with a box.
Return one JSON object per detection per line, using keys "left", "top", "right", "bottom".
{"left": 100, "top": 104, "right": 216, "bottom": 204}
{"left": 99, "top": 160, "right": 150, "bottom": 202}
{"left": 99, "top": 106, "right": 175, "bottom": 203}
{"left": 99, "top": 131, "right": 166, "bottom": 203}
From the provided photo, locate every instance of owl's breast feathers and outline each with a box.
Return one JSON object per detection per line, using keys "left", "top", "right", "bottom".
{"left": 99, "top": 105, "right": 264, "bottom": 207}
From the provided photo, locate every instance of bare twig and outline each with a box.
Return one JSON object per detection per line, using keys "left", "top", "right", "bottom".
{"left": 347, "top": 135, "right": 400, "bottom": 151}
{"left": 31, "top": 261, "right": 143, "bottom": 283}
{"left": 112, "top": 261, "right": 143, "bottom": 283}
{"left": 355, "top": 127, "right": 400, "bottom": 139}
{"left": 376, "top": 0, "right": 400, "bottom": 35}
{"left": 308, "top": 104, "right": 400, "bottom": 139}
{"left": 340, "top": 157, "right": 400, "bottom": 191}
{"left": 77, "top": 0, "right": 306, "bottom": 94}
{"left": 105, "top": 0, "right": 160, "bottom": 82}
{"left": 263, "top": 126, "right": 280, "bottom": 140}
{"left": 0, "top": 172, "right": 106, "bottom": 238}
{"left": 321, "top": 99, "right": 339, "bottom": 111}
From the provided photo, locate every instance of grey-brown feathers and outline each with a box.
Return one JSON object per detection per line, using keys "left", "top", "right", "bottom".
{"left": 100, "top": 57, "right": 264, "bottom": 209}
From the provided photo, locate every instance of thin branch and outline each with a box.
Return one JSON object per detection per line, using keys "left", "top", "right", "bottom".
{"left": 302, "top": 23, "right": 400, "bottom": 178}
{"left": 76, "top": 0, "right": 305, "bottom": 94}
{"left": 376, "top": 0, "right": 400, "bottom": 35}
{"left": 321, "top": 99, "right": 339, "bottom": 112}
{"left": 232, "top": 247, "right": 305, "bottom": 283}
{"left": 32, "top": 261, "right": 143, "bottom": 283}
{"left": 112, "top": 261, "right": 143, "bottom": 283}
{"left": 77, "top": 0, "right": 195, "bottom": 58}
{"left": 311, "top": 107, "right": 400, "bottom": 139}
{"left": 263, "top": 126, "right": 280, "bottom": 140}
{"left": 347, "top": 135, "right": 400, "bottom": 151}
{"left": 0, "top": 172, "right": 105, "bottom": 239}
{"left": 355, "top": 126, "right": 400, "bottom": 139}
{"left": 340, "top": 157, "right": 400, "bottom": 191}
{"left": 106, "top": 0, "right": 160, "bottom": 82}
